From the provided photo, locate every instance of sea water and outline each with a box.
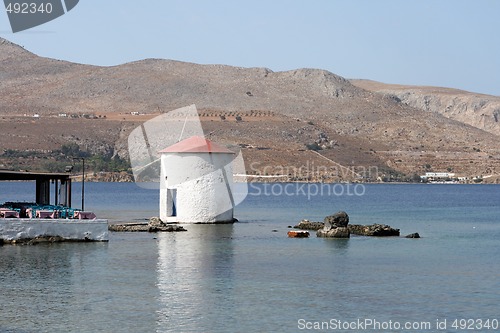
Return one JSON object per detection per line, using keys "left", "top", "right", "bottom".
{"left": 0, "top": 182, "right": 499, "bottom": 332}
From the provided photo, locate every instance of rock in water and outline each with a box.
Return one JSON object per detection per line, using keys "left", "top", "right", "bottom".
{"left": 405, "top": 232, "right": 420, "bottom": 238}
{"left": 149, "top": 217, "right": 163, "bottom": 227}
{"left": 348, "top": 224, "right": 400, "bottom": 236}
{"left": 294, "top": 219, "right": 324, "bottom": 230}
{"left": 317, "top": 227, "right": 350, "bottom": 238}
{"left": 316, "top": 211, "right": 350, "bottom": 238}
{"left": 148, "top": 217, "right": 186, "bottom": 232}
{"left": 324, "top": 211, "right": 349, "bottom": 228}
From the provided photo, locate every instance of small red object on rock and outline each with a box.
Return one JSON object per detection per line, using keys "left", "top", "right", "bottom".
{"left": 287, "top": 230, "right": 310, "bottom": 238}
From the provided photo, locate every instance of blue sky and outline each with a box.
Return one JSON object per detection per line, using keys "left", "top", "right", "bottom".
{"left": 1, "top": 0, "right": 499, "bottom": 96}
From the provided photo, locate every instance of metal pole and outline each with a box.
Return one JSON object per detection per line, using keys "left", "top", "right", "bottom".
{"left": 81, "top": 158, "right": 85, "bottom": 211}
{"left": 72, "top": 157, "right": 85, "bottom": 211}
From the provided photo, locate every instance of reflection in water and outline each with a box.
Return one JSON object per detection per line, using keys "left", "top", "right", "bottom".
{"left": 0, "top": 244, "right": 78, "bottom": 331}
{"left": 0, "top": 243, "right": 107, "bottom": 332}
{"left": 156, "top": 224, "right": 235, "bottom": 332}
{"left": 0, "top": 236, "right": 162, "bottom": 333}
{"left": 321, "top": 237, "right": 350, "bottom": 253}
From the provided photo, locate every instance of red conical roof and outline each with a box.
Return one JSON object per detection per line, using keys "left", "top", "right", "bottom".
{"left": 159, "top": 136, "right": 234, "bottom": 154}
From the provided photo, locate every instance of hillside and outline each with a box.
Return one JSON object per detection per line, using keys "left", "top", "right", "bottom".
{"left": 1, "top": 37, "right": 499, "bottom": 182}
{"left": 351, "top": 79, "right": 500, "bottom": 137}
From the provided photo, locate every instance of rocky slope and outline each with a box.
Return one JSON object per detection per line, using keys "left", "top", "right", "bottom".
{"left": 351, "top": 79, "right": 500, "bottom": 137}
{"left": 1, "top": 37, "right": 500, "bottom": 181}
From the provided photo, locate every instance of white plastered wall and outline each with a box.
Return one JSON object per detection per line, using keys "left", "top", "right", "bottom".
{"left": 159, "top": 152, "right": 234, "bottom": 223}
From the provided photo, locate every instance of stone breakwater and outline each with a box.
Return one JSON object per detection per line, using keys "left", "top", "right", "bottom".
{"left": 295, "top": 211, "right": 418, "bottom": 238}
{"left": 108, "top": 217, "right": 187, "bottom": 232}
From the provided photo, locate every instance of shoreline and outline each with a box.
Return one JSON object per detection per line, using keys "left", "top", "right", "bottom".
{"left": 1, "top": 179, "right": 498, "bottom": 184}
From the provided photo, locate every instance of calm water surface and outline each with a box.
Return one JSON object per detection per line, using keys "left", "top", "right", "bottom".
{"left": 1, "top": 182, "right": 499, "bottom": 332}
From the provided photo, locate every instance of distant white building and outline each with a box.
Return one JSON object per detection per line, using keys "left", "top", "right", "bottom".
{"left": 158, "top": 136, "right": 236, "bottom": 223}
{"left": 420, "top": 172, "right": 456, "bottom": 181}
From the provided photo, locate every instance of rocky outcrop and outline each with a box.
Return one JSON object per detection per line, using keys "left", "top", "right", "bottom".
{"left": 147, "top": 217, "right": 186, "bottom": 232}
{"left": 324, "top": 211, "right": 349, "bottom": 228}
{"left": 316, "top": 211, "right": 350, "bottom": 238}
{"left": 387, "top": 91, "right": 500, "bottom": 137}
{"left": 294, "top": 219, "right": 324, "bottom": 230}
{"left": 317, "top": 227, "right": 350, "bottom": 238}
{"left": 109, "top": 217, "right": 187, "bottom": 232}
{"left": 297, "top": 213, "right": 407, "bottom": 238}
{"left": 350, "top": 80, "right": 500, "bottom": 137}
{"left": 348, "top": 224, "right": 400, "bottom": 236}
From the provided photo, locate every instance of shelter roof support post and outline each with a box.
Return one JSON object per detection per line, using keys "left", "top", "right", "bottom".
{"left": 35, "top": 178, "right": 50, "bottom": 205}
{"left": 54, "top": 179, "right": 59, "bottom": 207}
{"left": 59, "top": 178, "right": 72, "bottom": 207}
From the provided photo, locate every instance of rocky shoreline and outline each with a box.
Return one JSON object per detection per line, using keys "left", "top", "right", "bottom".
{"left": 51, "top": 170, "right": 500, "bottom": 184}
